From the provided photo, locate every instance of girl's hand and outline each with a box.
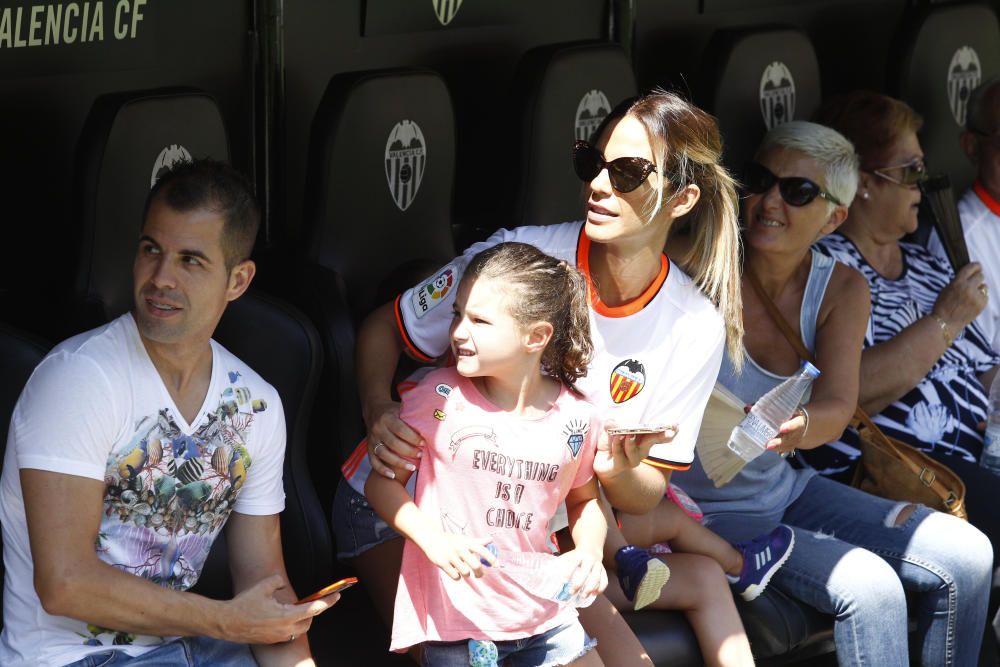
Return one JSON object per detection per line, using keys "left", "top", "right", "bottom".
{"left": 423, "top": 533, "right": 496, "bottom": 580}
{"left": 365, "top": 399, "right": 425, "bottom": 479}
{"left": 765, "top": 411, "right": 807, "bottom": 455}
{"left": 558, "top": 548, "right": 607, "bottom": 600}
{"left": 593, "top": 422, "right": 676, "bottom": 480}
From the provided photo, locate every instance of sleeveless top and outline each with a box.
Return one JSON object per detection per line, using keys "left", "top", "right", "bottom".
{"left": 676, "top": 250, "right": 834, "bottom": 518}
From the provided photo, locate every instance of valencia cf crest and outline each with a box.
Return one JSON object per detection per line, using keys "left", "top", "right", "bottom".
{"left": 610, "top": 359, "right": 645, "bottom": 404}
{"left": 575, "top": 90, "right": 612, "bottom": 141}
{"left": 432, "top": 0, "right": 463, "bottom": 26}
{"left": 150, "top": 144, "right": 192, "bottom": 188}
{"left": 948, "top": 46, "right": 981, "bottom": 126}
{"left": 385, "top": 120, "right": 427, "bottom": 211}
{"left": 759, "top": 62, "right": 796, "bottom": 130}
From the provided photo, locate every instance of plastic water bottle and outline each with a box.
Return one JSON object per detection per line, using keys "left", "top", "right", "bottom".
{"left": 980, "top": 373, "right": 1000, "bottom": 474}
{"left": 727, "top": 361, "right": 821, "bottom": 462}
{"left": 484, "top": 544, "right": 596, "bottom": 608}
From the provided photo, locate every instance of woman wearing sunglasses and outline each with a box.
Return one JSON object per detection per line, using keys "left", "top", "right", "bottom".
{"left": 351, "top": 90, "right": 750, "bottom": 666}
{"left": 807, "top": 93, "right": 1000, "bottom": 549}
{"left": 671, "top": 119, "right": 992, "bottom": 667}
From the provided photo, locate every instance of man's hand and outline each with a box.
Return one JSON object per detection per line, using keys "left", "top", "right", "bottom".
{"left": 365, "top": 399, "right": 424, "bottom": 479}
{"left": 222, "top": 574, "right": 336, "bottom": 645}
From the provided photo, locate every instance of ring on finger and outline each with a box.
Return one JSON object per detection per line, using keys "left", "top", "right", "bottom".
{"left": 289, "top": 634, "right": 296, "bottom": 642}
{"left": 372, "top": 441, "right": 386, "bottom": 456}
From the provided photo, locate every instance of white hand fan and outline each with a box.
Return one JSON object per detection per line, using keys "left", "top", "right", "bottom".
{"left": 695, "top": 383, "right": 749, "bottom": 487}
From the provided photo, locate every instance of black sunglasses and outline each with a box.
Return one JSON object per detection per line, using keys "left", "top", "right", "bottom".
{"left": 573, "top": 140, "right": 657, "bottom": 193}
{"left": 744, "top": 161, "right": 844, "bottom": 207}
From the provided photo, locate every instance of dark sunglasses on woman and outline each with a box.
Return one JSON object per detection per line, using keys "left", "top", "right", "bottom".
{"left": 743, "top": 161, "right": 844, "bottom": 207}
{"left": 573, "top": 140, "right": 657, "bottom": 193}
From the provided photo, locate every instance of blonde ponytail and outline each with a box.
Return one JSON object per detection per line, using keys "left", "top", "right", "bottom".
{"left": 609, "top": 90, "right": 744, "bottom": 366}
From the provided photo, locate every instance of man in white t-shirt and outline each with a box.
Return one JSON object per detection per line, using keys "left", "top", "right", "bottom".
{"left": 929, "top": 78, "right": 1000, "bottom": 353}
{"left": 0, "top": 161, "right": 336, "bottom": 667}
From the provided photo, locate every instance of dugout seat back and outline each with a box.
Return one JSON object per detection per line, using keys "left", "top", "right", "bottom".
{"left": 302, "top": 68, "right": 457, "bottom": 475}
{"left": 889, "top": 3, "right": 1000, "bottom": 245}
{"left": 193, "top": 290, "right": 332, "bottom": 600}
{"left": 74, "top": 87, "right": 230, "bottom": 329}
{"left": 510, "top": 41, "right": 638, "bottom": 229}
{"left": 699, "top": 27, "right": 821, "bottom": 176}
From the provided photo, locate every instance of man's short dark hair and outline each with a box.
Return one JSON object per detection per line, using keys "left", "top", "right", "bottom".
{"left": 143, "top": 159, "right": 261, "bottom": 269}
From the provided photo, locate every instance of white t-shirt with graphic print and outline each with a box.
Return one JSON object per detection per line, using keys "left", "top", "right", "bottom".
{"left": 395, "top": 221, "right": 725, "bottom": 470}
{"left": 0, "top": 313, "right": 286, "bottom": 667}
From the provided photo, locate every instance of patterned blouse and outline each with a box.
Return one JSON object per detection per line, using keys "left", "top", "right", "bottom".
{"left": 802, "top": 233, "right": 999, "bottom": 478}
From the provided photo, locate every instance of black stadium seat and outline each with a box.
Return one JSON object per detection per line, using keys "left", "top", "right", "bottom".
{"left": 510, "top": 41, "right": 638, "bottom": 229}
{"left": 213, "top": 290, "right": 333, "bottom": 600}
{"left": 0, "top": 324, "right": 50, "bottom": 633}
{"left": 301, "top": 67, "right": 457, "bottom": 471}
{"left": 73, "top": 87, "right": 230, "bottom": 330}
{"left": 699, "top": 27, "right": 822, "bottom": 176}
{"left": 890, "top": 3, "right": 1000, "bottom": 197}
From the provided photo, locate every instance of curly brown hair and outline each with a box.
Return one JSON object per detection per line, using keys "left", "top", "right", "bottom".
{"left": 463, "top": 242, "right": 593, "bottom": 393}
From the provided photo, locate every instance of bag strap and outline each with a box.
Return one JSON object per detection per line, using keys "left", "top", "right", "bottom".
{"left": 744, "top": 267, "right": 963, "bottom": 508}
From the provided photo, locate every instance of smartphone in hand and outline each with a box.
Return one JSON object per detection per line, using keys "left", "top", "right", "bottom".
{"left": 606, "top": 424, "right": 676, "bottom": 437}
{"left": 297, "top": 577, "right": 359, "bottom": 603}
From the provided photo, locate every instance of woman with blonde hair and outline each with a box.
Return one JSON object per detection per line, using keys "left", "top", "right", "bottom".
{"left": 346, "top": 90, "right": 752, "bottom": 665}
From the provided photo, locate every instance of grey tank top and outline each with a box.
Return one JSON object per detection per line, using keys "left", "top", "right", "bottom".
{"left": 676, "top": 250, "right": 835, "bottom": 519}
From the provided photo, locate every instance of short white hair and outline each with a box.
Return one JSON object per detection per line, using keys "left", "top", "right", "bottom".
{"left": 756, "top": 120, "right": 859, "bottom": 208}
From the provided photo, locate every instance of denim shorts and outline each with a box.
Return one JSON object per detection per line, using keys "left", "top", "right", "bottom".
{"left": 333, "top": 477, "right": 402, "bottom": 559}
{"left": 421, "top": 621, "right": 597, "bottom": 667}
{"left": 62, "top": 636, "right": 255, "bottom": 667}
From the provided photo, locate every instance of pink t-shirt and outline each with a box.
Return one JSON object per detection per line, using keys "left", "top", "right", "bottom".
{"left": 389, "top": 367, "right": 599, "bottom": 652}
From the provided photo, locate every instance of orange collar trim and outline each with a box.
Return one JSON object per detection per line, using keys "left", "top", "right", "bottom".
{"left": 575, "top": 226, "right": 669, "bottom": 318}
{"left": 974, "top": 181, "right": 1000, "bottom": 217}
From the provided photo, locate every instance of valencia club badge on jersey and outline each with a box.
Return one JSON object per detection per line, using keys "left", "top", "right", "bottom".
{"left": 610, "top": 359, "right": 645, "bottom": 404}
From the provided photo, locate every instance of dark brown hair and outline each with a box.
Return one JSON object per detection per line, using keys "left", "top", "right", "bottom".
{"left": 463, "top": 242, "right": 593, "bottom": 393}
{"left": 143, "top": 159, "right": 261, "bottom": 270}
{"left": 815, "top": 91, "right": 923, "bottom": 170}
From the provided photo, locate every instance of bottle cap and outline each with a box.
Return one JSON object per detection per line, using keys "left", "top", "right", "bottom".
{"left": 801, "top": 360, "right": 821, "bottom": 378}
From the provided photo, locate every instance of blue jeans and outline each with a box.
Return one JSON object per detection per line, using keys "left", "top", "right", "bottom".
{"left": 332, "top": 477, "right": 402, "bottom": 559}
{"left": 704, "top": 476, "right": 992, "bottom": 667}
{"left": 62, "top": 636, "right": 256, "bottom": 666}
{"left": 421, "top": 621, "right": 596, "bottom": 667}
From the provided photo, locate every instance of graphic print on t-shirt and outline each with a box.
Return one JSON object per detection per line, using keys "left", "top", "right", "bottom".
{"left": 610, "top": 359, "right": 646, "bottom": 404}
{"left": 86, "top": 371, "right": 267, "bottom": 646}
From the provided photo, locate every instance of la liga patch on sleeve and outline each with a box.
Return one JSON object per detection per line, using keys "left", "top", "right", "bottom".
{"left": 411, "top": 264, "right": 456, "bottom": 319}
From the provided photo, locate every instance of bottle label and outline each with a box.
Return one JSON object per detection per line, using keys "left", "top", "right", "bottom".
{"left": 740, "top": 412, "right": 778, "bottom": 444}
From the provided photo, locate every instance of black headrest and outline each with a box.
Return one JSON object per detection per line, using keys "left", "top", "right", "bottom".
{"left": 890, "top": 4, "right": 1000, "bottom": 194}
{"left": 700, "top": 27, "right": 821, "bottom": 174}
{"left": 511, "top": 41, "right": 638, "bottom": 228}
{"left": 304, "top": 68, "right": 456, "bottom": 319}
{"left": 74, "top": 87, "right": 230, "bottom": 325}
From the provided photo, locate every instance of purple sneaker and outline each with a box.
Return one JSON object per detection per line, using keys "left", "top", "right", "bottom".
{"left": 614, "top": 545, "right": 671, "bottom": 610}
{"left": 732, "top": 524, "right": 795, "bottom": 601}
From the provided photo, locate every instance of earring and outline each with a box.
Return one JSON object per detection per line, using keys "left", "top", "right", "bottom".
{"left": 861, "top": 190, "right": 870, "bottom": 200}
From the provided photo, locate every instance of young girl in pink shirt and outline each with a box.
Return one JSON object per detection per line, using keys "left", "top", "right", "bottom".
{"left": 366, "top": 242, "right": 608, "bottom": 666}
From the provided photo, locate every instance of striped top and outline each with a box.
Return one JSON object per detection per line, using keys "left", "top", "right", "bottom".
{"left": 806, "top": 233, "right": 999, "bottom": 477}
